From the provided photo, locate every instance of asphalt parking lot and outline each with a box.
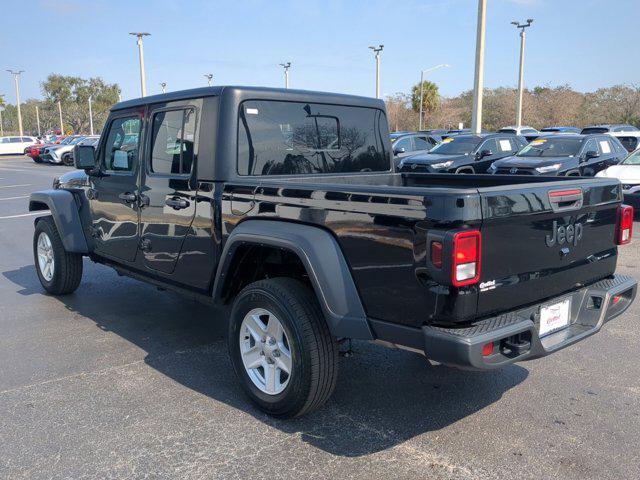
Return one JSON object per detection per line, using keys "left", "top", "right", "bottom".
{"left": 0, "top": 155, "right": 639, "bottom": 480}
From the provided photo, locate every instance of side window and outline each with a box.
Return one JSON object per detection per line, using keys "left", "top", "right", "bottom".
{"left": 149, "top": 108, "right": 196, "bottom": 175}
{"left": 21, "top": 137, "right": 31, "bottom": 142}
{"left": 102, "top": 116, "right": 141, "bottom": 173}
{"left": 10, "top": 137, "right": 22, "bottom": 143}
{"left": 496, "top": 137, "right": 515, "bottom": 153}
{"left": 479, "top": 139, "right": 497, "bottom": 154}
{"left": 394, "top": 137, "right": 413, "bottom": 152}
{"left": 582, "top": 139, "right": 597, "bottom": 155}
{"left": 414, "top": 136, "right": 431, "bottom": 150}
{"left": 598, "top": 139, "right": 612, "bottom": 154}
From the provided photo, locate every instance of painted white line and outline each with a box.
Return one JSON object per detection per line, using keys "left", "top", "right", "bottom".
{"left": 0, "top": 184, "right": 31, "bottom": 189}
{"left": 0, "top": 195, "right": 29, "bottom": 201}
{"left": 0, "top": 211, "right": 48, "bottom": 219}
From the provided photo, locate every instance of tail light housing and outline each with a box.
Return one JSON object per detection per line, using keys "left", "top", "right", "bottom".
{"left": 452, "top": 230, "right": 481, "bottom": 287}
{"left": 616, "top": 204, "right": 634, "bottom": 245}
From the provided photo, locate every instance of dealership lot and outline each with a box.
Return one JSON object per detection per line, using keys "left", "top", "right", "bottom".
{"left": 1, "top": 155, "right": 639, "bottom": 480}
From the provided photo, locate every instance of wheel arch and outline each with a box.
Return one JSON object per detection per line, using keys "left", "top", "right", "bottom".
{"left": 213, "top": 219, "right": 373, "bottom": 341}
{"left": 29, "top": 190, "right": 89, "bottom": 253}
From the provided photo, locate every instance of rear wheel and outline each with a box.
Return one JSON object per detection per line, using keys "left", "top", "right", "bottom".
{"left": 455, "top": 166, "right": 475, "bottom": 174}
{"left": 228, "top": 277, "right": 338, "bottom": 418}
{"left": 33, "top": 216, "right": 83, "bottom": 295}
{"left": 62, "top": 153, "right": 74, "bottom": 166}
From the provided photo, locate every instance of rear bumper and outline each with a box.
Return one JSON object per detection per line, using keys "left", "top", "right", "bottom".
{"left": 371, "top": 275, "right": 637, "bottom": 370}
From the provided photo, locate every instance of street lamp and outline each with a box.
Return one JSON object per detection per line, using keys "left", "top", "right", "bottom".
{"left": 36, "top": 105, "right": 41, "bottom": 137}
{"left": 471, "top": 0, "right": 487, "bottom": 134}
{"left": 129, "top": 32, "right": 151, "bottom": 97}
{"left": 6, "top": 70, "right": 24, "bottom": 136}
{"left": 418, "top": 64, "right": 450, "bottom": 130}
{"left": 160, "top": 82, "right": 167, "bottom": 93}
{"left": 58, "top": 101, "right": 64, "bottom": 135}
{"left": 88, "top": 95, "right": 94, "bottom": 135}
{"left": 0, "top": 94, "right": 5, "bottom": 136}
{"left": 279, "top": 63, "right": 291, "bottom": 89}
{"left": 368, "top": 45, "right": 384, "bottom": 99}
{"left": 204, "top": 74, "right": 213, "bottom": 87}
{"left": 511, "top": 19, "right": 534, "bottom": 128}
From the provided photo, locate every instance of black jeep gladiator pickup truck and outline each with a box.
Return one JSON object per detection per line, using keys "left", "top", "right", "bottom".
{"left": 29, "top": 86, "right": 636, "bottom": 418}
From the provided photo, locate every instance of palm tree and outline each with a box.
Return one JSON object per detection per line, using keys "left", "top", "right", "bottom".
{"left": 411, "top": 81, "right": 440, "bottom": 127}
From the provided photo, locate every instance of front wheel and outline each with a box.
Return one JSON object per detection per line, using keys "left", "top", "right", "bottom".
{"left": 33, "top": 216, "right": 83, "bottom": 295}
{"left": 228, "top": 278, "right": 338, "bottom": 418}
{"left": 62, "top": 153, "right": 74, "bottom": 166}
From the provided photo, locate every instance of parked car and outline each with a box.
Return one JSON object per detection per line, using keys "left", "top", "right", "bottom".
{"left": 40, "top": 136, "right": 87, "bottom": 164}
{"left": 391, "top": 132, "right": 440, "bottom": 166}
{"left": 606, "top": 131, "right": 640, "bottom": 153}
{"left": 398, "top": 133, "right": 526, "bottom": 173}
{"left": 489, "top": 134, "right": 627, "bottom": 176}
{"left": 596, "top": 148, "right": 640, "bottom": 210}
{"left": 581, "top": 124, "right": 639, "bottom": 134}
{"left": 418, "top": 128, "right": 448, "bottom": 136}
{"left": 498, "top": 126, "right": 540, "bottom": 142}
{"left": 540, "top": 126, "right": 581, "bottom": 134}
{"left": 28, "top": 86, "right": 636, "bottom": 418}
{"left": 0, "top": 136, "right": 39, "bottom": 155}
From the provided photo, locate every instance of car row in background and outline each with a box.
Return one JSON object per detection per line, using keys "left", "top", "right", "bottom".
{"left": 29, "top": 135, "right": 99, "bottom": 165}
{"left": 397, "top": 133, "right": 526, "bottom": 173}
{"left": 597, "top": 148, "right": 640, "bottom": 211}
{"left": 390, "top": 131, "right": 442, "bottom": 166}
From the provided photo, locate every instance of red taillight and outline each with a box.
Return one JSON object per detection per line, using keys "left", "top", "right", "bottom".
{"left": 617, "top": 204, "right": 634, "bottom": 245}
{"left": 452, "top": 230, "right": 481, "bottom": 287}
{"left": 482, "top": 342, "right": 494, "bottom": 356}
{"left": 430, "top": 241, "right": 443, "bottom": 269}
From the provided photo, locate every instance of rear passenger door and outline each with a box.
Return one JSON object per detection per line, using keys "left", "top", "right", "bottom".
{"left": 139, "top": 101, "right": 201, "bottom": 274}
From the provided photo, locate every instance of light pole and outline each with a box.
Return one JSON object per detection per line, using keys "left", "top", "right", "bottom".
{"left": 418, "top": 64, "right": 450, "bottom": 130}
{"left": 204, "top": 74, "right": 213, "bottom": 87}
{"left": 129, "top": 32, "right": 151, "bottom": 97}
{"left": 88, "top": 96, "right": 94, "bottom": 135}
{"left": 471, "top": 0, "right": 487, "bottom": 134}
{"left": 279, "top": 63, "right": 291, "bottom": 88}
{"left": 160, "top": 82, "right": 167, "bottom": 93}
{"left": 36, "top": 105, "right": 41, "bottom": 137}
{"left": 1, "top": 94, "right": 5, "bottom": 136}
{"left": 368, "top": 45, "right": 384, "bottom": 99}
{"left": 58, "top": 101, "right": 64, "bottom": 135}
{"left": 512, "top": 19, "right": 533, "bottom": 128}
{"left": 6, "top": 70, "right": 24, "bottom": 136}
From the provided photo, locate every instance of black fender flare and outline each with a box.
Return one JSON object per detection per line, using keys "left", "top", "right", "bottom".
{"left": 29, "top": 190, "right": 89, "bottom": 253}
{"left": 213, "top": 220, "right": 373, "bottom": 341}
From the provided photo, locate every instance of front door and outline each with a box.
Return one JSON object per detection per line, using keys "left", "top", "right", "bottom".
{"left": 88, "top": 113, "right": 143, "bottom": 263}
{"left": 139, "top": 102, "right": 199, "bottom": 274}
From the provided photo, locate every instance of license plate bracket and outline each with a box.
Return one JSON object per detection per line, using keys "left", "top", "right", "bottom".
{"left": 539, "top": 298, "right": 571, "bottom": 337}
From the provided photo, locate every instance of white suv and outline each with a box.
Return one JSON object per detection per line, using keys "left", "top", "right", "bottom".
{"left": 0, "top": 136, "right": 39, "bottom": 155}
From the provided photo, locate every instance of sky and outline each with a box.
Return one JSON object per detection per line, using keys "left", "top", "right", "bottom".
{"left": 0, "top": 0, "right": 639, "bottom": 103}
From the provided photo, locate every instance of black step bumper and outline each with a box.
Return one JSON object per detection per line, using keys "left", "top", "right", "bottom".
{"left": 371, "top": 275, "right": 637, "bottom": 370}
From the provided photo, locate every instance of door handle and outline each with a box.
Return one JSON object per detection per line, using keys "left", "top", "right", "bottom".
{"left": 118, "top": 192, "right": 138, "bottom": 203}
{"left": 165, "top": 197, "right": 190, "bottom": 210}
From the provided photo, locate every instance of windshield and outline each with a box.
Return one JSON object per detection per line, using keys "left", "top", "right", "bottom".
{"left": 499, "top": 129, "right": 517, "bottom": 134}
{"left": 69, "top": 137, "right": 85, "bottom": 145}
{"left": 517, "top": 137, "right": 582, "bottom": 157}
{"left": 429, "top": 136, "right": 480, "bottom": 155}
{"left": 622, "top": 150, "right": 640, "bottom": 165}
{"left": 59, "top": 137, "right": 73, "bottom": 145}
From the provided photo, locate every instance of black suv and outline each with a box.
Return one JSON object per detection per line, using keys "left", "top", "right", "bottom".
{"left": 489, "top": 134, "right": 627, "bottom": 176}
{"left": 397, "top": 133, "right": 526, "bottom": 173}
{"left": 27, "top": 86, "right": 636, "bottom": 418}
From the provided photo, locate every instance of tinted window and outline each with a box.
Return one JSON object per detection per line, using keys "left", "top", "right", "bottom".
{"left": 522, "top": 129, "right": 538, "bottom": 135}
{"left": 582, "top": 139, "right": 598, "bottom": 155}
{"left": 518, "top": 137, "right": 583, "bottom": 157}
{"left": 9, "top": 137, "right": 22, "bottom": 143}
{"left": 429, "top": 136, "right": 481, "bottom": 155}
{"left": 495, "top": 137, "right": 516, "bottom": 153}
{"left": 414, "top": 136, "right": 432, "bottom": 150}
{"left": 479, "top": 138, "right": 498, "bottom": 154}
{"left": 21, "top": 137, "right": 32, "bottom": 142}
{"left": 394, "top": 137, "right": 413, "bottom": 152}
{"left": 618, "top": 137, "right": 639, "bottom": 152}
{"left": 581, "top": 127, "right": 608, "bottom": 134}
{"left": 499, "top": 129, "right": 517, "bottom": 134}
{"left": 238, "top": 100, "right": 389, "bottom": 175}
{"left": 102, "top": 116, "right": 141, "bottom": 172}
{"left": 150, "top": 108, "right": 196, "bottom": 175}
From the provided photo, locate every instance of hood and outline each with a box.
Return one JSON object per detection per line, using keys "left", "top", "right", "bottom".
{"left": 596, "top": 164, "right": 640, "bottom": 183}
{"left": 400, "top": 152, "right": 468, "bottom": 165}
{"left": 492, "top": 155, "right": 573, "bottom": 169}
{"left": 54, "top": 169, "right": 89, "bottom": 189}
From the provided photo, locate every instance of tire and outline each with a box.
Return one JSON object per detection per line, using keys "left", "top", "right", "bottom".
{"left": 455, "top": 167, "right": 475, "bottom": 174}
{"left": 33, "top": 216, "right": 83, "bottom": 295}
{"left": 32, "top": 157, "right": 43, "bottom": 163}
{"left": 565, "top": 170, "right": 581, "bottom": 176}
{"left": 228, "top": 277, "right": 338, "bottom": 418}
{"left": 62, "top": 153, "right": 73, "bottom": 166}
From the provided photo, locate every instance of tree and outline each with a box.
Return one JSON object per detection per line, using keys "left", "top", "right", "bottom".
{"left": 410, "top": 81, "right": 440, "bottom": 128}
{"left": 40, "top": 74, "right": 120, "bottom": 134}
{"left": 384, "top": 93, "right": 418, "bottom": 132}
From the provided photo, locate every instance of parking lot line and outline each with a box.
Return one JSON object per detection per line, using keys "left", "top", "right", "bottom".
{"left": 0, "top": 196, "right": 29, "bottom": 201}
{"left": 0, "top": 184, "right": 32, "bottom": 189}
{"left": 0, "top": 212, "right": 47, "bottom": 219}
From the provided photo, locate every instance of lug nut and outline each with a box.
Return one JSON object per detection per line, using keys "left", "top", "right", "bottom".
{"left": 266, "top": 357, "right": 275, "bottom": 364}
{"left": 268, "top": 337, "right": 276, "bottom": 345}
{"left": 273, "top": 350, "right": 281, "bottom": 357}
{"left": 261, "top": 337, "right": 266, "bottom": 343}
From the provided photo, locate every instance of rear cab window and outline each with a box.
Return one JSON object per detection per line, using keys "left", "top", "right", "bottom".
{"left": 149, "top": 108, "right": 197, "bottom": 175}
{"left": 237, "top": 100, "right": 390, "bottom": 175}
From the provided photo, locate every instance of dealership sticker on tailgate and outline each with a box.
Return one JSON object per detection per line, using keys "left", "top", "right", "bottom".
{"left": 539, "top": 298, "right": 571, "bottom": 337}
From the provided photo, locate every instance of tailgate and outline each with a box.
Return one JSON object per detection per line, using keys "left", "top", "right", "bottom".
{"left": 477, "top": 179, "right": 622, "bottom": 318}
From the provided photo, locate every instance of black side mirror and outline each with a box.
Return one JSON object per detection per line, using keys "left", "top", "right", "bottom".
{"left": 477, "top": 149, "right": 492, "bottom": 159}
{"left": 74, "top": 145, "right": 96, "bottom": 170}
{"left": 584, "top": 150, "right": 599, "bottom": 161}
{"left": 394, "top": 147, "right": 406, "bottom": 155}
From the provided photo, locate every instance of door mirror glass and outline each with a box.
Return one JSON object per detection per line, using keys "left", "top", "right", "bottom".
{"left": 477, "top": 149, "right": 492, "bottom": 159}
{"left": 394, "top": 147, "right": 406, "bottom": 155}
{"left": 74, "top": 145, "right": 96, "bottom": 170}
{"left": 585, "top": 150, "right": 599, "bottom": 160}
